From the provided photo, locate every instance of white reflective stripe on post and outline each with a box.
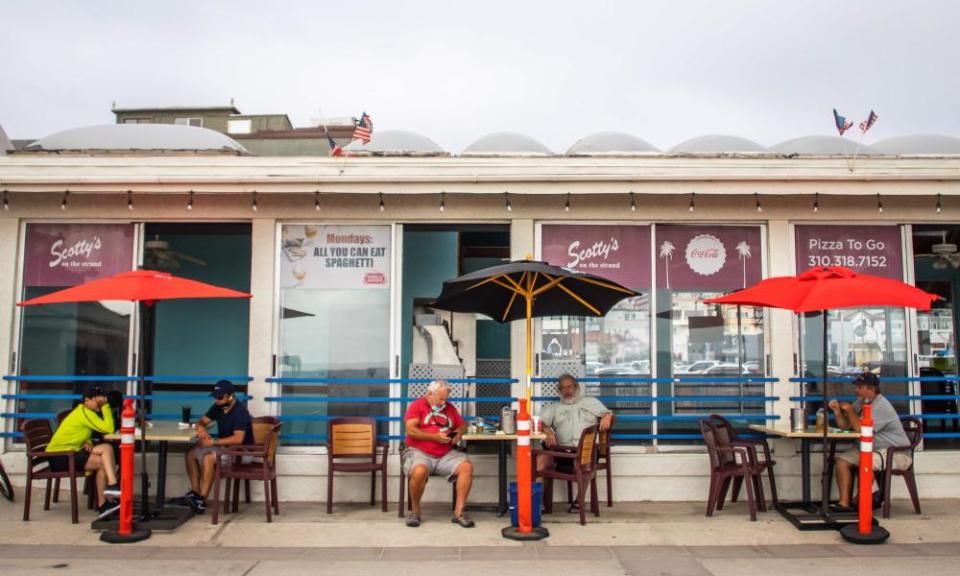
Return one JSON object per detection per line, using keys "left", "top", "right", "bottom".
{"left": 517, "top": 436, "right": 530, "bottom": 446}
{"left": 517, "top": 420, "right": 530, "bottom": 431}
{"left": 860, "top": 426, "right": 873, "bottom": 437}
{"left": 860, "top": 441, "right": 873, "bottom": 452}
{"left": 121, "top": 433, "right": 134, "bottom": 444}
{"left": 122, "top": 418, "right": 135, "bottom": 428}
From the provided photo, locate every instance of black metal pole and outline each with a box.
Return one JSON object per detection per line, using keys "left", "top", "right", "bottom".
{"left": 737, "top": 305, "right": 744, "bottom": 414}
{"left": 820, "top": 311, "right": 830, "bottom": 516}
{"left": 137, "top": 300, "right": 151, "bottom": 519}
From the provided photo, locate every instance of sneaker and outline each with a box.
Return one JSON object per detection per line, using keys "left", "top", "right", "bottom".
{"left": 405, "top": 513, "right": 421, "bottom": 528}
{"left": 96, "top": 501, "right": 120, "bottom": 520}
{"left": 103, "top": 483, "right": 121, "bottom": 498}
{"left": 185, "top": 491, "right": 207, "bottom": 514}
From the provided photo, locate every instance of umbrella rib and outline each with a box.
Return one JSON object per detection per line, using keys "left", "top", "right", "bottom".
{"left": 531, "top": 275, "right": 565, "bottom": 297}
{"left": 502, "top": 284, "right": 521, "bottom": 322}
{"left": 554, "top": 281, "right": 602, "bottom": 315}
{"left": 573, "top": 275, "right": 637, "bottom": 295}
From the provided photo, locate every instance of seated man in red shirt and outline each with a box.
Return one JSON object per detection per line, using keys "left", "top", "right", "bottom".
{"left": 403, "top": 379, "right": 474, "bottom": 528}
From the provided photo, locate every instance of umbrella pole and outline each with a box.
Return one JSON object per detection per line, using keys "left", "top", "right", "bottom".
{"left": 138, "top": 301, "right": 151, "bottom": 520}
{"left": 737, "top": 305, "right": 744, "bottom": 414}
{"left": 821, "top": 311, "right": 830, "bottom": 517}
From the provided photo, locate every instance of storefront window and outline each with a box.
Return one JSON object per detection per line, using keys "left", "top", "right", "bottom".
{"left": 540, "top": 224, "right": 652, "bottom": 444}
{"left": 912, "top": 225, "right": 960, "bottom": 449}
{"left": 795, "top": 225, "right": 909, "bottom": 416}
{"left": 15, "top": 224, "right": 135, "bottom": 431}
{"left": 655, "top": 225, "right": 766, "bottom": 444}
{"left": 278, "top": 224, "right": 392, "bottom": 444}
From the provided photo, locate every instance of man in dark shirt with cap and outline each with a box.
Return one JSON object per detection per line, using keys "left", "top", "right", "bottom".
{"left": 183, "top": 380, "right": 254, "bottom": 513}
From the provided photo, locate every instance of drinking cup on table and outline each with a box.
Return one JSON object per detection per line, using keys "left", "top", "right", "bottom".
{"left": 531, "top": 416, "right": 542, "bottom": 434}
{"left": 181, "top": 405, "right": 192, "bottom": 424}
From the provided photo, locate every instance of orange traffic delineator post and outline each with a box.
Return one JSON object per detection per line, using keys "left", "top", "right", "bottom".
{"left": 840, "top": 401, "right": 889, "bottom": 544}
{"left": 101, "top": 399, "right": 151, "bottom": 543}
{"left": 502, "top": 398, "right": 549, "bottom": 541}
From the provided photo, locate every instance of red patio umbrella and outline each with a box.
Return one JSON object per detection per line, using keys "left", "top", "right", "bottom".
{"left": 18, "top": 268, "right": 252, "bottom": 527}
{"left": 704, "top": 266, "right": 938, "bottom": 533}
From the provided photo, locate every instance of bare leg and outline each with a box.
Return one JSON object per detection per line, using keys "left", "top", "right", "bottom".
{"left": 836, "top": 459, "right": 853, "bottom": 507}
{"left": 453, "top": 460, "right": 473, "bottom": 517}
{"left": 199, "top": 453, "right": 217, "bottom": 498}
{"left": 185, "top": 450, "right": 201, "bottom": 493}
{"left": 536, "top": 454, "right": 553, "bottom": 474}
{"left": 408, "top": 465, "right": 429, "bottom": 516}
{"left": 84, "top": 454, "right": 105, "bottom": 507}
{"left": 90, "top": 444, "right": 117, "bottom": 485}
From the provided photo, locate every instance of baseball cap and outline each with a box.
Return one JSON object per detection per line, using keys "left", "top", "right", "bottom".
{"left": 83, "top": 383, "right": 107, "bottom": 399}
{"left": 211, "top": 379, "right": 236, "bottom": 399}
{"left": 854, "top": 372, "right": 880, "bottom": 389}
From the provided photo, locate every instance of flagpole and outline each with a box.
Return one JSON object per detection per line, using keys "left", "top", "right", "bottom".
{"left": 850, "top": 129, "right": 865, "bottom": 173}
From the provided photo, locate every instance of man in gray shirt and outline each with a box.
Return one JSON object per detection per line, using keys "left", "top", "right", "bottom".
{"left": 537, "top": 374, "right": 612, "bottom": 473}
{"left": 829, "top": 372, "right": 912, "bottom": 511}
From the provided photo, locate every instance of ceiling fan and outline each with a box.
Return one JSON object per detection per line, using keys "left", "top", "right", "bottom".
{"left": 143, "top": 235, "right": 207, "bottom": 269}
{"left": 916, "top": 231, "right": 960, "bottom": 270}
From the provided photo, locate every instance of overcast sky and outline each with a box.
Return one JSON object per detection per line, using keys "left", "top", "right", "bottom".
{"left": 1, "top": 0, "right": 957, "bottom": 152}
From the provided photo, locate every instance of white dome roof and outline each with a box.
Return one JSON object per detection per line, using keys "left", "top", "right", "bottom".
{"left": 26, "top": 124, "right": 247, "bottom": 153}
{"left": 462, "top": 132, "right": 553, "bottom": 156}
{"left": 870, "top": 134, "right": 960, "bottom": 155}
{"left": 566, "top": 132, "right": 659, "bottom": 155}
{"left": 0, "top": 124, "right": 12, "bottom": 154}
{"left": 770, "top": 135, "right": 878, "bottom": 156}
{"left": 670, "top": 135, "right": 766, "bottom": 154}
{"left": 344, "top": 129, "right": 446, "bottom": 155}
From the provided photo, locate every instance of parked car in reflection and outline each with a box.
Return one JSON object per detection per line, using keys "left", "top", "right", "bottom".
{"left": 675, "top": 360, "right": 723, "bottom": 374}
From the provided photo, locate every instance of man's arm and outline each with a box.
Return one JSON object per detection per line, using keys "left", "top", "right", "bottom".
{"left": 842, "top": 404, "right": 862, "bottom": 433}
{"left": 405, "top": 418, "right": 450, "bottom": 444}
{"left": 212, "top": 430, "right": 246, "bottom": 448}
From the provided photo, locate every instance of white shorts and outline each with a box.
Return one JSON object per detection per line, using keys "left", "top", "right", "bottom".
{"left": 837, "top": 447, "right": 912, "bottom": 472}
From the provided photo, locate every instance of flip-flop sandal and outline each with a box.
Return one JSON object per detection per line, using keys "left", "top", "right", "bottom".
{"left": 830, "top": 504, "right": 855, "bottom": 513}
{"left": 451, "top": 515, "right": 475, "bottom": 528}
{"left": 405, "top": 513, "right": 421, "bottom": 528}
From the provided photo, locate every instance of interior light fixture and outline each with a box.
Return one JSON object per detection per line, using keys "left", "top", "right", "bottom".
{"left": 2, "top": 190, "right": 8, "bottom": 211}
{"left": 378, "top": 192, "right": 385, "bottom": 211}
{"left": 505, "top": 191, "right": 512, "bottom": 212}
{"left": 187, "top": 190, "right": 194, "bottom": 211}
{"left": 314, "top": 190, "right": 321, "bottom": 211}
{"left": 127, "top": 190, "right": 134, "bottom": 211}
{"left": 936, "top": 193, "right": 942, "bottom": 214}
{"left": 564, "top": 192, "right": 571, "bottom": 212}
{"left": 630, "top": 191, "right": 637, "bottom": 212}
{"left": 876, "top": 193, "right": 883, "bottom": 214}
{"left": 252, "top": 191, "right": 258, "bottom": 212}
{"left": 61, "top": 190, "right": 69, "bottom": 211}
{"left": 439, "top": 191, "right": 446, "bottom": 212}
{"left": 813, "top": 192, "right": 819, "bottom": 213}
{"left": 688, "top": 192, "right": 695, "bottom": 213}
{"left": 754, "top": 193, "right": 762, "bottom": 213}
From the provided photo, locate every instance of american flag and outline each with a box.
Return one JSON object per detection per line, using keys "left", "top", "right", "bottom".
{"left": 859, "top": 110, "right": 878, "bottom": 133}
{"left": 325, "top": 131, "right": 343, "bottom": 157}
{"left": 353, "top": 112, "right": 373, "bottom": 144}
{"left": 833, "top": 108, "right": 853, "bottom": 136}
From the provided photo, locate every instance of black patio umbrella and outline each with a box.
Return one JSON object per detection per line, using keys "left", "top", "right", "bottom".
{"left": 430, "top": 258, "right": 639, "bottom": 400}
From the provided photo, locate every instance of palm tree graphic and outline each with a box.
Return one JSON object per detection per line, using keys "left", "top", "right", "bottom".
{"left": 736, "top": 241, "right": 752, "bottom": 288}
{"left": 659, "top": 241, "right": 675, "bottom": 289}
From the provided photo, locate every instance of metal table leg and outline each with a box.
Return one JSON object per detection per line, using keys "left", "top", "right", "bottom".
{"left": 155, "top": 440, "right": 168, "bottom": 508}
{"left": 801, "top": 438, "right": 811, "bottom": 503}
{"left": 497, "top": 441, "right": 508, "bottom": 516}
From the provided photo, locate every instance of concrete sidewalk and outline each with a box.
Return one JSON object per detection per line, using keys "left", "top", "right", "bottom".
{"left": 1, "top": 499, "right": 958, "bottom": 574}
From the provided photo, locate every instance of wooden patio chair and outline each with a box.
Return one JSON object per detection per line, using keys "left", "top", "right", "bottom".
{"left": 699, "top": 418, "right": 761, "bottom": 521}
{"left": 211, "top": 419, "right": 281, "bottom": 524}
{"left": 881, "top": 416, "right": 923, "bottom": 518}
{"left": 707, "top": 414, "right": 777, "bottom": 510}
{"left": 534, "top": 424, "right": 600, "bottom": 525}
{"left": 325, "top": 417, "right": 388, "bottom": 514}
{"left": 21, "top": 418, "right": 83, "bottom": 524}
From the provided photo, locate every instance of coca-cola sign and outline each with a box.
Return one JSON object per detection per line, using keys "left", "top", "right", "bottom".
{"left": 657, "top": 225, "right": 762, "bottom": 290}
{"left": 24, "top": 224, "right": 135, "bottom": 287}
{"left": 541, "top": 224, "right": 650, "bottom": 289}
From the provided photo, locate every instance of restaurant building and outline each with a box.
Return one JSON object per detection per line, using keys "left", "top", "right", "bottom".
{"left": 1, "top": 123, "right": 959, "bottom": 504}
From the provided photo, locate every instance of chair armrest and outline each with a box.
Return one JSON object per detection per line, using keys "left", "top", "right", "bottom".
{"left": 219, "top": 445, "right": 268, "bottom": 457}
{"left": 30, "top": 450, "right": 76, "bottom": 458}
{"left": 537, "top": 449, "right": 578, "bottom": 460}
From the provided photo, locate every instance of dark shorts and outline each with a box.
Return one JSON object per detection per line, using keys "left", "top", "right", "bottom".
{"left": 46, "top": 450, "right": 90, "bottom": 472}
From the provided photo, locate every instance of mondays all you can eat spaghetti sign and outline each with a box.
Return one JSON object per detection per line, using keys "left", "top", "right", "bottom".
{"left": 281, "top": 225, "right": 391, "bottom": 289}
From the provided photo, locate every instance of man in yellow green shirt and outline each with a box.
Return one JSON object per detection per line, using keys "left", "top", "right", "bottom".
{"left": 46, "top": 383, "right": 120, "bottom": 514}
